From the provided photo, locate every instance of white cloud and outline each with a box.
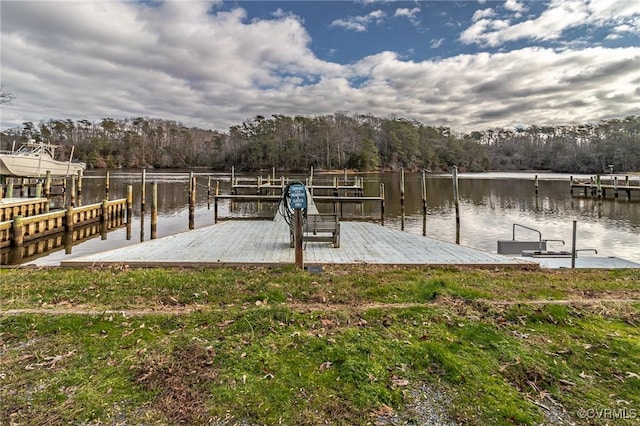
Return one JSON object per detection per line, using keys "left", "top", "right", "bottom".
{"left": 394, "top": 7, "right": 420, "bottom": 19}
{"left": 461, "top": 0, "right": 640, "bottom": 47}
{"left": 430, "top": 38, "right": 445, "bottom": 48}
{"left": 504, "top": 0, "right": 525, "bottom": 13}
{"left": 1, "top": 1, "right": 639, "bottom": 134}
{"left": 472, "top": 8, "right": 495, "bottom": 22}
{"left": 330, "top": 10, "right": 386, "bottom": 32}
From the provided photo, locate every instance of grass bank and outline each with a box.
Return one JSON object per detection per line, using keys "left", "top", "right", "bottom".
{"left": 1, "top": 266, "right": 639, "bottom": 425}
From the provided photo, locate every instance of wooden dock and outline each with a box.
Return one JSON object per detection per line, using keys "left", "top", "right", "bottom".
{"left": 60, "top": 214, "right": 531, "bottom": 268}
{"left": 570, "top": 175, "right": 640, "bottom": 200}
{"left": 0, "top": 198, "right": 128, "bottom": 249}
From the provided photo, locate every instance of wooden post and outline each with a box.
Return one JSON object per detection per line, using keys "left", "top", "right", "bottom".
{"left": 569, "top": 176, "right": 573, "bottom": 196}
{"left": 534, "top": 174, "right": 539, "bottom": 195}
{"left": 400, "top": 167, "right": 405, "bottom": 231}
{"left": 77, "top": 170, "right": 83, "bottom": 205}
{"left": 65, "top": 205, "right": 74, "bottom": 233}
{"left": 125, "top": 185, "right": 133, "bottom": 223}
{"left": 272, "top": 167, "right": 276, "bottom": 182}
{"left": 101, "top": 199, "right": 109, "bottom": 224}
{"left": 105, "top": 170, "right": 110, "bottom": 199}
{"left": 126, "top": 184, "right": 133, "bottom": 240}
{"left": 344, "top": 168, "right": 347, "bottom": 184}
{"left": 571, "top": 220, "right": 577, "bottom": 269}
{"left": 207, "top": 176, "right": 211, "bottom": 210}
{"left": 625, "top": 176, "right": 631, "bottom": 200}
{"left": 7, "top": 181, "right": 13, "bottom": 198}
{"left": 20, "top": 178, "right": 26, "bottom": 197}
{"left": 214, "top": 180, "right": 219, "bottom": 223}
{"left": 12, "top": 215, "right": 24, "bottom": 247}
{"left": 61, "top": 178, "right": 66, "bottom": 205}
{"left": 452, "top": 166, "right": 460, "bottom": 245}
{"left": 294, "top": 208, "right": 303, "bottom": 269}
{"left": 231, "top": 166, "right": 236, "bottom": 194}
{"left": 596, "top": 174, "right": 602, "bottom": 199}
{"left": 422, "top": 170, "right": 427, "bottom": 236}
{"left": 35, "top": 182, "right": 42, "bottom": 199}
{"left": 151, "top": 182, "right": 158, "bottom": 239}
{"left": 70, "top": 175, "right": 77, "bottom": 207}
{"left": 310, "top": 166, "right": 314, "bottom": 187}
{"left": 380, "top": 183, "right": 385, "bottom": 226}
{"left": 614, "top": 176, "right": 619, "bottom": 198}
{"left": 141, "top": 169, "right": 146, "bottom": 214}
{"left": 189, "top": 176, "right": 196, "bottom": 230}
{"left": 45, "top": 170, "right": 52, "bottom": 199}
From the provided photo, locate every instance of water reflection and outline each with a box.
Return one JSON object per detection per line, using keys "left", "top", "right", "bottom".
{"left": 6, "top": 170, "right": 638, "bottom": 265}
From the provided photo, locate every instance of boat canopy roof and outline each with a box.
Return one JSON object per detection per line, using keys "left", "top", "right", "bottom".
{"left": 15, "top": 140, "right": 58, "bottom": 157}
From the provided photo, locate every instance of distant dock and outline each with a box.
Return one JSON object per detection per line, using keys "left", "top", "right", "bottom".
{"left": 570, "top": 175, "right": 640, "bottom": 200}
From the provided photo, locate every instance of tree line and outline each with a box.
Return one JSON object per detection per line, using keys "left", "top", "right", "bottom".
{"left": 1, "top": 113, "right": 638, "bottom": 173}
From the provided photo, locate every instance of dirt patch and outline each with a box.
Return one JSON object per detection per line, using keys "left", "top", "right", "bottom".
{"left": 134, "top": 342, "right": 217, "bottom": 424}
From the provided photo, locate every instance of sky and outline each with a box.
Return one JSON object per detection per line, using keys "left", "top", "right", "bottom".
{"left": 1, "top": 0, "right": 639, "bottom": 134}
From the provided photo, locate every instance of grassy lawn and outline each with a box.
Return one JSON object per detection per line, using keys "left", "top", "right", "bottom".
{"left": 1, "top": 266, "right": 639, "bottom": 425}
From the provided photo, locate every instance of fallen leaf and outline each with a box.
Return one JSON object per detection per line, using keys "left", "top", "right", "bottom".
{"left": 319, "top": 361, "right": 333, "bottom": 371}
{"left": 374, "top": 404, "right": 394, "bottom": 417}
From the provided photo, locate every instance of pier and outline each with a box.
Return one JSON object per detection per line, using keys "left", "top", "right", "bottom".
{"left": 60, "top": 213, "right": 530, "bottom": 268}
{"left": 570, "top": 175, "right": 640, "bottom": 200}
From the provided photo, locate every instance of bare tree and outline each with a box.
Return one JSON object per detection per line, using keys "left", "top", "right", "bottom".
{"left": 0, "top": 87, "right": 16, "bottom": 104}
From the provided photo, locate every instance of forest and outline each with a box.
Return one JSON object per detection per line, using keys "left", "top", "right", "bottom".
{"left": 1, "top": 113, "right": 639, "bottom": 173}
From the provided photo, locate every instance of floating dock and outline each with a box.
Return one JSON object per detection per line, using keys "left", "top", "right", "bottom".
{"left": 61, "top": 213, "right": 531, "bottom": 268}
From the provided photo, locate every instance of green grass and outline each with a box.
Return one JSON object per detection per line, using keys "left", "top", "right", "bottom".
{"left": 1, "top": 266, "right": 639, "bottom": 425}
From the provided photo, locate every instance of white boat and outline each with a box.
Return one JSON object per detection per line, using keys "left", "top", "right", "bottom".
{"left": 0, "top": 140, "right": 86, "bottom": 177}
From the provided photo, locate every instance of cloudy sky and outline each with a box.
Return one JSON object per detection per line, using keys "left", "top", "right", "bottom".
{"left": 1, "top": 0, "right": 639, "bottom": 133}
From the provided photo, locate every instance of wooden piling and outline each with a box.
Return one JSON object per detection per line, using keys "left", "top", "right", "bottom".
{"left": 207, "top": 176, "right": 211, "bottom": 210}
{"left": 105, "top": 170, "right": 110, "bottom": 199}
{"left": 45, "top": 170, "right": 52, "bottom": 199}
{"left": 452, "top": 166, "right": 460, "bottom": 245}
{"left": 294, "top": 208, "right": 303, "bottom": 269}
{"left": 151, "top": 182, "right": 158, "bottom": 239}
{"left": 20, "top": 178, "right": 26, "bottom": 197}
{"left": 596, "top": 175, "right": 602, "bottom": 199}
{"left": 614, "top": 176, "right": 619, "bottom": 198}
{"left": 141, "top": 169, "right": 146, "bottom": 214}
{"left": 70, "top": 175, "right": 77, "bottom": 207}
{"left": 77, "top": 170, "right": 83, "bottom": 205}
{"left": 101, "top": 199, "right": 109, "bottom": 224}
{"left": 571, "top": 220, "right": 577, "bottom": 269}
{"left": 35, "top": 182, "right": 42, "bottom": 199}
{"left": 534, "top": 175, "right": 539, "bottom": 195}
{"left": 231, "top": 166, "right": 236, "bottom": 194}
{"left": 7, "top": 181, "right": 13, "bottom": 198}
{"left": 380, "top": 183, "right": 385, "bottom": 226}
{"left": 214, "top": 180, "right": 219, "bottom": 223}
{"left": 126, "top": 185, "right": 133, "bottom": 240}
{"left": 569, "top": 176, "right": 573, "bottom": 196}
{"left": 189, "top": 175, "right": 196, "bottom": 230}
{"left": 400, "top": 167, "right": 405, "bottom": 231}
{"left": 65, "top": 205, "right": 74, "bottom": 233}
{"left": 12, "top": 215, "right": 24, "bottom": 247}
{"left": 422, "top": 170, "right": 427, "bottom": 236}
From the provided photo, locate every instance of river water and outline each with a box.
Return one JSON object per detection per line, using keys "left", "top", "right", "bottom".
{"left": 8, "top": 170, "right": 640, "bottom": 266}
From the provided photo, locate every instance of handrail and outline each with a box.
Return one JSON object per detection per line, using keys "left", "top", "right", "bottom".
{"left": 512, "top": 223, "right": 542, "bottom": 242}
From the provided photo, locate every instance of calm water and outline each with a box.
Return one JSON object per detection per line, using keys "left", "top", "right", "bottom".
{"left": 7, "top": 170, "right": 640, "bottom": 266}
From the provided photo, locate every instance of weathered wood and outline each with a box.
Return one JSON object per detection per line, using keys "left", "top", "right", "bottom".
{"left": 452, "top": 166, "right": 460, "bottom": 245}
{"left": 151, "top": 182, "right": 158, "bottom": 239}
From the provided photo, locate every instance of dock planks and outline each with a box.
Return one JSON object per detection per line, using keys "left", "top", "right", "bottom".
{"left": 61, "top": 217, "right": 530, "bottom": 268}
